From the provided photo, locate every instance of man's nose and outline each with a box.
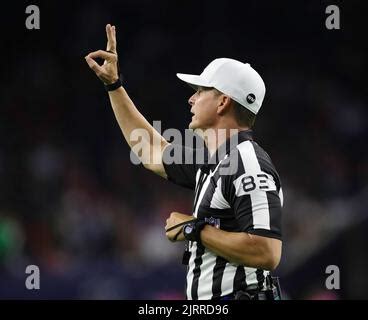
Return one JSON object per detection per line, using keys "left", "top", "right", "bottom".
{"left": 188, "top": 93, "right": 195, "bottom": 106}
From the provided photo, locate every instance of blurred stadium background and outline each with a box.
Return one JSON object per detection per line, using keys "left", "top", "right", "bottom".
{"left": 0, "top": 0, "right": 367, "bottom": 299}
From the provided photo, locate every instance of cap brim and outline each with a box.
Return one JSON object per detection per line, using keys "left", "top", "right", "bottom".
{"left": 176, "top": 73, "right": 211, "bottom": 90}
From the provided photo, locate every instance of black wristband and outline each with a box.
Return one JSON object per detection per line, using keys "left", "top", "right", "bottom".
{"left": 183, "top": 219, "right": 207, "bottom": 243}
{"left": 104, "top": 50, "right": 123, "bottom": 92}
{"left": 104, "top": 78, "right": 122, "bottom": 92}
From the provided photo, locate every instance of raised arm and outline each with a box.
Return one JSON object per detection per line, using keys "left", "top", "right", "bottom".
{"left": 85, "top": 24, "right": 169, "bottom": 178}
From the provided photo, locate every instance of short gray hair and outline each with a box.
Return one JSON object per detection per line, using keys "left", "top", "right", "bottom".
{"left": 212, "top": 88, "right": 256, "bottom": 128}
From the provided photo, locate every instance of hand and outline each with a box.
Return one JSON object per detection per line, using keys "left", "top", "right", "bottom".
{"left": 85, "top": 24, "right": 119, "bottom": 85}
{"left": 165, "top": 212, "right": 194, "bottom": 242}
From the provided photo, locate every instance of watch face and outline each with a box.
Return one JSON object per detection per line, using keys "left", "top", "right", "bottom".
{"left": 184, "top": 225, "right": 193, "bottom": 234}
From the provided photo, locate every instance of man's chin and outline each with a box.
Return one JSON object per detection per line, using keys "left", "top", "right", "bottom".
{"left": 188, "top": 121, "right": 197, "bottom": 130}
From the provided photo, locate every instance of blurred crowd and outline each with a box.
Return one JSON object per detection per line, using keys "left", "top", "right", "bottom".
{"left": 0, "top": 0, "right": 367, "bottom": 299}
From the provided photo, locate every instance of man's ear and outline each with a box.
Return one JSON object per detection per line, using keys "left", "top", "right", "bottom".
{"left": 217, "top": 95, "right": 232, "bottom": 116}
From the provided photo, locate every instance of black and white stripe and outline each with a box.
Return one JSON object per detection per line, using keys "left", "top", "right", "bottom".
{"left": 186, "top": 140, "right": 282, "bottom": 299}
{"left": 163, "top": 132, "right": 283, "bottom": 300}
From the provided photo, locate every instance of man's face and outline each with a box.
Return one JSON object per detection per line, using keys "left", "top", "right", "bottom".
{"left": 188, "top": 87, "right": 220, "bottom": 130}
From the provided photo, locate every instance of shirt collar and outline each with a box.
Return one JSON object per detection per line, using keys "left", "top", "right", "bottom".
{"left": 200, "top": 129, "right": 253, "bottom": 174}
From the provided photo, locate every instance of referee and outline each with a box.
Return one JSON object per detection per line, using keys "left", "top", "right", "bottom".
{"left": 85, "top": 24, "right": 283, "bottom": 300}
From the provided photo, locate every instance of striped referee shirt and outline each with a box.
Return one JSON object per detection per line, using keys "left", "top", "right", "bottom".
{"left": 163, "top": 130, "right": 283, "bottom": 300}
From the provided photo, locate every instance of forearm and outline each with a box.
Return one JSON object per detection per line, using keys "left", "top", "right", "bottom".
{"left": 108, "top": 87, "right": 169, "bottom": 172}
{"left": 200, "top": 225, "right": 281, "bottom": 270}
{"left": 85, "top": 25, "right": 169, "bottom": 174}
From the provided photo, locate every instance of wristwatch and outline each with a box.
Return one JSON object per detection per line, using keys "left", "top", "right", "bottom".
{"left": 183, "top": 219, "right": 207, "bottom": 243}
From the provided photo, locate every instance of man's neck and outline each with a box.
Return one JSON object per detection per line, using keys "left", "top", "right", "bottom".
{"left": 201, "top": 126, "right": 249, "bottom": 156}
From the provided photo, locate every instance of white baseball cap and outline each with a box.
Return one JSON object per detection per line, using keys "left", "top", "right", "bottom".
{"left": 176, "top": 58, "right": 266, "bottom": 114}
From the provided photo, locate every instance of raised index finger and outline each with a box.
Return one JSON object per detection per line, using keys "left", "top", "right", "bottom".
{"left": 106, "top": 24, "right": 117, "bottom": 53}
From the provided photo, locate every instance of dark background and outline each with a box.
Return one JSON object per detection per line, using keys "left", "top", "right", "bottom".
{"left": 0, "top": 0, "right": 367, "bottom": 299}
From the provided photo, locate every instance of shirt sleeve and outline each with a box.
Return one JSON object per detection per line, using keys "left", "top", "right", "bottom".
{"left": 222, "top": 143, "right": 283, "bottom": 240}
{"left": 162, "top": 144, "right": 207, "bottom": 190}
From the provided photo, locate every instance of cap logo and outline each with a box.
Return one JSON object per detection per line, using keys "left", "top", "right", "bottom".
{"left": 246, "top": 93, "right": 256, "bottom": 104}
